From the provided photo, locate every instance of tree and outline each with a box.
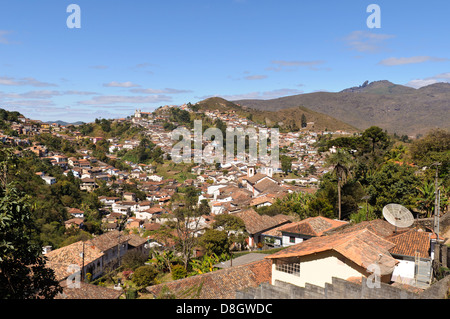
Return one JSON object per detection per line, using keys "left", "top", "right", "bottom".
{"left": 0, "top": 186, "right": 61, "bottom": 298}
{"left": 121, "top": 249, "right": 148, "bottom": 271}
{"left": 307, "top": 197, "right": 334, "bottom": 218}
{"left": 132, "top": 265, "right": 158, "bottom": 288}
{"left": 280, "top": 155, "right": 293, "bottom": 175}
{"left": 326, "top": 149, "right": 353, "bottom": 220}
{"left": 171, "top": 264, "right": 187, "bottom": 280}
{"left": 366, "top": 162, "right": 420, "bottom": 215}
{"left": 0, "top": 149, "right": 62, "bottom": 299}
{"left": 148, "top": 249, "right": 181, "bottom": 273}
{"left": 189, "top": 254, "right": 220, "bottom": 275}
{"left": 362, "top": 126, "right": 390, "bottom": 156}
{"left": 199, "top": 229, "right": 230, "bottom": 257}
{"left": 173, "top": 207, "right": 202, "bottom": 269}
{"left": 301, "top": 113, "right": 307, "bottom": 128}
{"left": 198, "top": 199, "right": 211, "bottom": 215}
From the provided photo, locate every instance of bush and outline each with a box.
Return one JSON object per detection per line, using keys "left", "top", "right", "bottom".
{"left": 132, "top": 265, "right": 158, "bottom": 288}
{"left": 121, "top": 250, "right": 148, "bottom": 270}
{"left": 122, "top": 269, "right": 134, "bottom": 280}
{"left": 171, "top": 264, "right": 187, "bottom": 280}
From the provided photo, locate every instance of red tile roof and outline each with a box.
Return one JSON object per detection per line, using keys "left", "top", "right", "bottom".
{"left": 56, "top": 281, "right": 123, "bottom": 299}
{"left": 266, "top": 228, "right": 398, "bottom": 275}
{"left": 387, "top": 229, "right": 431, "bottom": 258}
{"left": 235, "top": 209, "right": 291, "bottom": 235}
{"left": 281, "top": 216, "right": 348, "bottom": 237}
{"left": 146, "top": 259, "right": 271, "bottom": 299}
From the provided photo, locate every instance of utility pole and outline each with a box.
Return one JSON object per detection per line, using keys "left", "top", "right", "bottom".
{"left": 433, "top": 162, "right": 441, "bottom": 239}
{"left": 81, "top": 240, "right": 85, "bottom": 282}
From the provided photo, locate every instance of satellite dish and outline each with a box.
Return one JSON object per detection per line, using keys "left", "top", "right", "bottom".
{"left": 382, "top": 204, "right": 414, "bottom": 229}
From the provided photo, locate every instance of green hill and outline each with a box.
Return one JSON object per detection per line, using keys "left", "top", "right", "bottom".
{"left": 195, "top": 97, "right": 359, "bottom": 133}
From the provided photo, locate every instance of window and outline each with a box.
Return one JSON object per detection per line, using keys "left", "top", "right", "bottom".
{"left": 276, "top": 262, "right": 301, "bottom": 276}
{"left": 289, "top": 236, "right": 295, "bottom": 243}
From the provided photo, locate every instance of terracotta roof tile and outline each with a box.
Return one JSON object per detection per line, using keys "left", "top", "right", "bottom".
{"left": 146, "top": 259, "right": 271, "bottom": 299}
{"left": 56, "top": 281, "right": 123, "bottom": 299}
{"left": 235, "top": 209, "right": 291, "bottom": 234}
{"left": 284, "top": 216, "right": 347, "bottom": 237}
{"left": 387, "top": 229, "right": 431, "bottom": 258}
{"left": 45, "top": 241, "right": 104, "bottom": 281}
{"left": 266, "top": 228, "right": 398, "bottom": 275}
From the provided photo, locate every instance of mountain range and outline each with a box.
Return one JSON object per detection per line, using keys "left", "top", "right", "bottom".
{"left": 45, "top": 120, "right": 85, "bottom": 126}
{"left": 231, "top": 80, "right": 450, "bottom": 136}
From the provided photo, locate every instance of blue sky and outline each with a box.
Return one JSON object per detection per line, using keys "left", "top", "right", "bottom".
{"left": 0, "top": 0, "right": 449, "bottom": 122}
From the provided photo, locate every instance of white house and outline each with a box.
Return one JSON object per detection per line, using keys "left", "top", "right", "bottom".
{"left": 266, "top": 219, "right": 434, "bottom": 290}
{"left": 99, "top": 196, "right": 120, "bottom": 207}
{"left": 147, "top": 175, "right": 163, "bottom": 182}
{"left": 267, "top": 228, "right": 398, "bottom": 288}
{"left": 42, "top": 175, "right": 56, "bottom": 185}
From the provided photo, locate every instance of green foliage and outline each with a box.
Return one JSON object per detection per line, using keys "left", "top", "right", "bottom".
{"left": 121, "top": 139, "right": 164, "bottom": 165}
{"left": 149, "top": 249, "right": 181, "bottom": 273}
{"left": 121, "top": 249, "right": 148, "bottom": 271}
{"left": 199, "top": 229, "right": 230, "bottom": 257}
{"left": 307, "top": 197, "right": 334, "bottom": 218}
{"left": 349, "top": 202, "right": 377, "bottom": 223}
{"left": 280, "top": 155, "right": 293, "bottom": 175}
{"left": 366, "top": 162, "right": 420, "bottom": 215}
{"left": 171, "top": 264, "right": 187, "bottom": 280}
{"left": 189, "top": 254, "right": 221, "bottom": 275}
{"left": 0, "top": 108, "right": 21, "bottom": 122}
{"left": 0, "top": 183, "right": 62, "bottom": 298}
{"left": 132, "top": 265, "right": 158, "bottom": 288}
{"left": 169, "top": 108, "right": 191, "bottom": 124}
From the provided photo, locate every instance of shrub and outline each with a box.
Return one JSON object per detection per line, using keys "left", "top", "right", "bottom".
{"left": 171, "top": 264, "right": 187, "bottom": 280}
{"left": 132, "top": 265, "right": 158, "bottom": 288}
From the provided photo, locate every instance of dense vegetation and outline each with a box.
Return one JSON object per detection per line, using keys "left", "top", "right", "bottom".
{"left": 259, "top": 127, "right": 449, "bottom": 221}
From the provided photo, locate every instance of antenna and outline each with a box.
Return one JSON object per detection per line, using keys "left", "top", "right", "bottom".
{"left": 382, "top": 204, "right": 414, "bottom": 232}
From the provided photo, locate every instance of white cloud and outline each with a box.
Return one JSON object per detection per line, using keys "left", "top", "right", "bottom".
{"left": 343, "top": 30, "right": 395, "bottom": 53}
{"left": 1, "top": 99, "right": 56, "bottom": 107}
{"left": 0, "top": 90, "right": 99, "bottom": 101}
{"left": 405, "top": 79, "right": 439, "bottom": 89}
{"left": 63, "top": 90, "right": 98, "bottom": 96}
{"left": 268, "top": 60, "right": 327, "bottom": 72}
{"left": 197, "top": 88, "right": 304, "bottom": 101}
{"left": 244, "top": 75, "right": 268, "bottom": 80}
{"left": 379, "top": 56, "right": 449, "bottom": 66}
{"left": 78, "top": 94, "right": 172, "bottom": 105}
{"left": 0, "top": 76, "right": 57, "bottom": 87}
{"left": 130, "top": 88, "right": 192, "bottom": 94}
{"left": 0, "top": 30, "right": 13, "bottom": 44}
{"left": 103, "top": 81, "right": 141, "bottom": 88}
{"left": 405, "top": 72, "right": 450, "bottom": 88}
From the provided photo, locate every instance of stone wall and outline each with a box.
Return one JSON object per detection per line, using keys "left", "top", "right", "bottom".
{"left": 414, "top": 211, "right": 450, "bottom": 234}
{"left": 236, "top": 275, "right": 450, "bottom": 299}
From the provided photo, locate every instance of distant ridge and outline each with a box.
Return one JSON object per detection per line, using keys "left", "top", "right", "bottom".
{"left": 233, "top": 80, "right": 450, "bottom": 136}
{"left": 195, "top": 97, "right": 359, "bottom": 133}
{"left": 45, "top": 120, "right": 85, "bottom": 126}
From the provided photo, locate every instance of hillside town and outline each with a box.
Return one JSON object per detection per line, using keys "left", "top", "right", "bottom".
{"left": 0, "top": 102, "right": 449, "bottom": 301}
